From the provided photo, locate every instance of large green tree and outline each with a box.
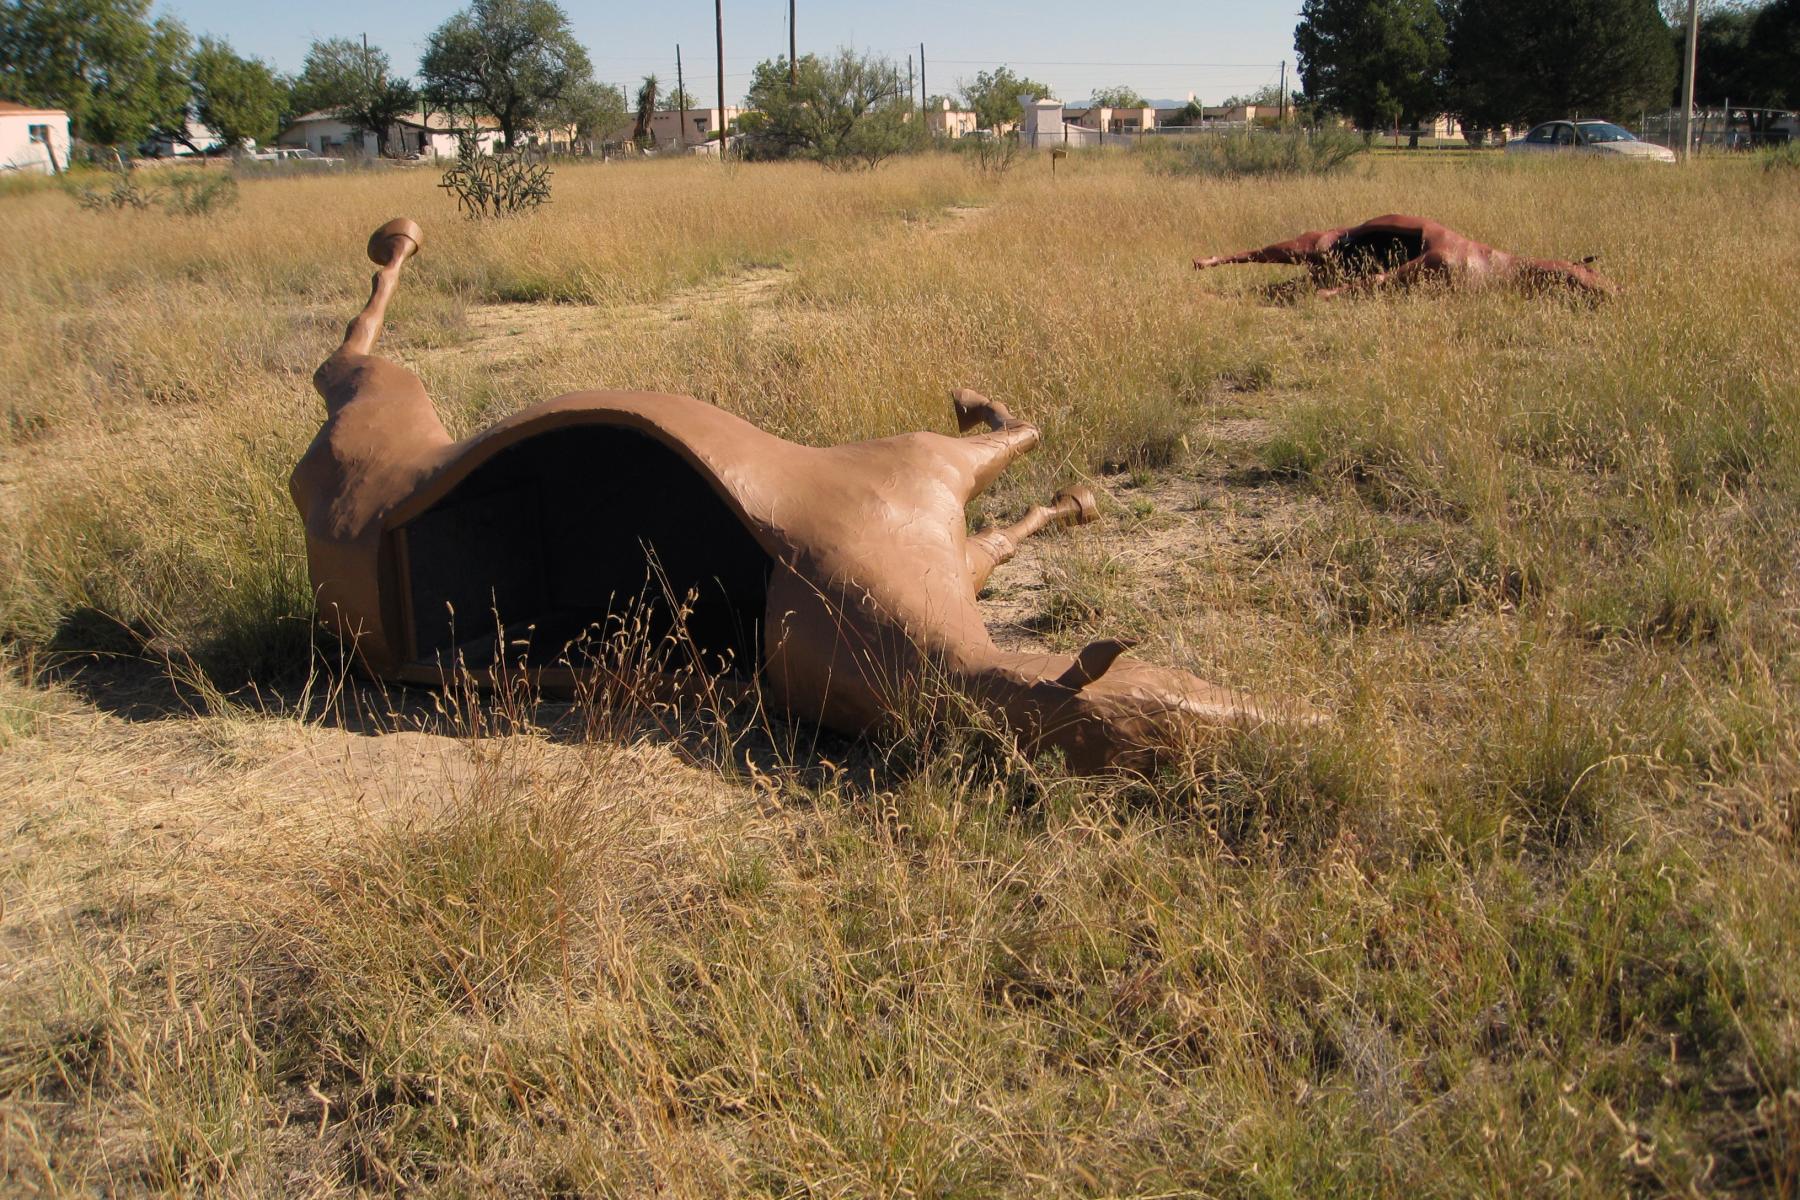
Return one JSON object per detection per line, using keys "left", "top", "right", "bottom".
{"left": 0, "top": 0, "right": 189, "bottom": 145}
{"left": 741, "top": 50, "right": 923, "bottom": 169}
{"left": 291, "top": 37, "right": 417, "bottom": 156}
{"left": 958, "top": 66, "right": 1051, "bottom": 130}
{"left": 545, "top": 77, "right": 623, "bottom": 147}
{"left": 419, "top": 0, "right": 595, "bottom": 149}
{"left": 1748, "top": 0, "right": 1800, "bottom": 107}
{"left": 189, "top": 36, "right": 285, "bottom": 149}
{"left": 1678, "top": 5, "right": 1762, "bottom": 105}
{"left": 1446, "top": 0, "right": 1675, "bottom": 131}
{"left": 1295, "top": 0, "right": 1446, "bottom": 135}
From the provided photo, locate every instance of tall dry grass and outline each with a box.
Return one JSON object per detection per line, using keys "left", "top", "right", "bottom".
{"left": 3, "top": 149, "right": 1798, "bottom": 1195}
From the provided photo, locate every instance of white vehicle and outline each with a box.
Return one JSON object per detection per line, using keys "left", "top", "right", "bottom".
{"left": 1505, "top": 120, "right": 1676, "bottom": 162}
{"left": 249, "top": 147, "right": 339, "bottom": 165}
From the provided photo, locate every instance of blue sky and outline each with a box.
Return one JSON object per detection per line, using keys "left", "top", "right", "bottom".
{"left": 154, "top": 0, "right": 1303, "bottom": 107}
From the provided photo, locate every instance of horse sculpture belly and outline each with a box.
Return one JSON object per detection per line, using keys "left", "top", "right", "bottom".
{"left": 291, "top": 219, "right": 1313, "bottom": 771}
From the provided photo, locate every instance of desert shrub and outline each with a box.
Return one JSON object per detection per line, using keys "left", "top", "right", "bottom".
{"left": 159, "top": 171, "right": 238, "bottom": 216}
{"left": 1142, "top": 125, "right": 1365, "bottom": 179}
{"left": 953, "top": 133, "right": 1022, "bottom": 176}
{"left": 439, "top": 143, "right": 552, "bottom": 218}
{"left": 75, "top": 156, "right": 239, "bottom": 217}
{"left": 739, "top": 48, "right": 926, "bottom": 170}
{"left": 1760, "top": 141, "right": 1800, "bottom": 172}
{"left": 74, "top": 153, "right": 154, "bottom": 211}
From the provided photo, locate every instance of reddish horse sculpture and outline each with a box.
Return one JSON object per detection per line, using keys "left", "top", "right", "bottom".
{"left": 1193, "top": 213, "right": 1615, "bottom": 298}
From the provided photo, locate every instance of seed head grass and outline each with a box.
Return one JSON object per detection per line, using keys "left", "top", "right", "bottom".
{"left": 2, "top": 150, "right": 1797, "bottom": 1194}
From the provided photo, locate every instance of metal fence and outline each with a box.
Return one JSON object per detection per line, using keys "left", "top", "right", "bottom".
{"left": 1638, "top": 107, "right": 1797, "bottom": 151}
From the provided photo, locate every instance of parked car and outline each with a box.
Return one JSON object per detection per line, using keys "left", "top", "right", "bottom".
{"left": 248, "top": 147, "right": 339, "bottom": 165}
{"left": 1505, "top": 120, "right": 1676, "bottom": 162}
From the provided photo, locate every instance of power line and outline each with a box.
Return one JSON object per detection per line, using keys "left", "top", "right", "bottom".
{"left": 924, "top": 58, "right": 1282, "bottom": 68}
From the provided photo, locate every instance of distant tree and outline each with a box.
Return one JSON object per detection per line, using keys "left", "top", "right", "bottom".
{"left": 0, "top": 0, "right": 190, "bottom": 146}
{"left": 292, "top": 38, "right": 417, "bottom": 156}
{"left": 189, "top": 36, "right": 285, "bottom": 149}
{"left": 1445, "top": 0, "right": 1675, "bottom": 131}
{"left": 742, "top": 50, "right": 924, "bottom": 169}
{"left": 959, "top": 66, "right": 1050, "bottom": 128}
{"left": 1296, "top": 0, "right": 1445, "bottom": 139}
{"left": 1174, "top": 99, "right": 1205, "bottom": 123}
{"left": 659, "top": 84, "right": 697, "bottom": 111}
{"left": 545, "top": 77, "right": 623, "bottom": 147}
{"left": 1220, "top": 82, "right": 1285, "bottom": 107}
{"left": 1089, "top": 84, "right": 1147, "bottom": 108}
{"left": 631, "top": 73, "right": 658, "bottom": 145}
{"left": 420, "top": 0, "right": 595, "bottom": 149}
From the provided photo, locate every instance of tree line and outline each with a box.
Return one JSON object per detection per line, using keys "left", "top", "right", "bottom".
{"left": 1295, "top": 0, "right": 1799, "bottom": 142}
{"left": 0, "top": 0, "right": 626, "bottom": 153}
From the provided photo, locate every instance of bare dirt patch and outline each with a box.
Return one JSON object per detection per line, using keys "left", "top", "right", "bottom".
{"left": 433, "top": 266, "right": 791, "bottom": 362}
{"left": 979, "top": 411, "right": 1328, "bottom": 652}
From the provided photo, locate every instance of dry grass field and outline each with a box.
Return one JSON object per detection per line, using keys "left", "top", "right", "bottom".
{"left": 2, "top": 148, "right": 1798, "bottom": 1196}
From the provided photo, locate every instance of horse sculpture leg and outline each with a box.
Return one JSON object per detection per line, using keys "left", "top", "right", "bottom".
{"left": 1193, "top": 231, "right": 1334, "bottom": 272}
{"left": 965, "top": 485, "right": 1098, "bottom": 594}
{"left": 314, "top": 218, "right": 425, "bottom": 414}
{"left": 948, "top": 387, "right": 1042, "bottom": 498}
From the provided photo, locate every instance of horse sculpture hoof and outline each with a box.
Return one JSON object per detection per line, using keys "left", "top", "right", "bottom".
{"left": 367, "top": 217, "right": 424, "bottom": 266}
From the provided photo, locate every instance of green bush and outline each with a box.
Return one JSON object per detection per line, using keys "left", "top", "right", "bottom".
{"left": 1759, "top": 141, "right": 1800, "bottom": 172}
{"left": 1141, "top": 125, "right": 1366, "bottom": 179}
{"left": 159, "top": 171, "right": 238, "bottom": 217}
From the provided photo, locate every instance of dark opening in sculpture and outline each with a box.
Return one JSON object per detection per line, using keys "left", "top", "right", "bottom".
{"left": 1193, "top": 213, "right": 1616, "bottom": 298}
{"left": 399, "top": 426, "right": 772, "bottom": 676}
{"left": 291, "top": 219, "right": 1313, "bottom": 771}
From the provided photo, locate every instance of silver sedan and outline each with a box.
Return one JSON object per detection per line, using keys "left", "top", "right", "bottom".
{"left": 1505, "top": 120, "right": 1677, "bottom": 162}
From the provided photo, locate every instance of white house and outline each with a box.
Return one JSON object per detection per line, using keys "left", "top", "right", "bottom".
{"left": 0, "top": 100, "right": 72, "bottom": 174}
{"left": 275, "top": 110, "right": 501, "bottom": 158}
{"left": 1020, "top": 98, "right": 1122, "bottom": 148}
{"left": 143, "top": 120, "right": 233, "bottom": 158}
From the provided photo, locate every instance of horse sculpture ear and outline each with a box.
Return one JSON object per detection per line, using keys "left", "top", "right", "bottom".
{"left": 1055, "top": 638, "right": 1136, "bottom": 690}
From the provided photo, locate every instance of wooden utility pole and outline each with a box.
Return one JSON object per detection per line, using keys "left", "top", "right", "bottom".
{"left": 919, "top": 43, "right": 926, "bottom": 107}
{"left": 1680, "top": 0, "right": 1700, "bottom": 160}
{"left": 789, "top": 0, "right": 797, "bottom": 86}
{"left": 1279, "top": 60, "right": 1288, "bottom": 123}
{"left": 676, "top": 44, "right": 686, "bottom": 150}
{"left": 716, "top": 0, "right": 727, "bottom": 161}
{"left": 908, "top": 54, "right": 915, "bottom": 107}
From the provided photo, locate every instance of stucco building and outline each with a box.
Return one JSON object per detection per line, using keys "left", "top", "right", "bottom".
{"left": 0, "top": 100, "right": 71, "bottom": 174}
{"left": 276, "top": 110, "right": 501, "bottom": 158}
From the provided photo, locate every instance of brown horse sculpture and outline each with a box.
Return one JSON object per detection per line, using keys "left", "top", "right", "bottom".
{"left": 291, "top": 219, "right": 1311, "bottom": 771}
{"left": 1193, "top": 213, "right": 1615, "bottom": 298}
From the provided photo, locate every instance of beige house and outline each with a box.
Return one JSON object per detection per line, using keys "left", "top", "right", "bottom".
{"left": 1064, "top": 104, "right": 1158, "bottom": 134}
{"left": 925, "top": 98, "right": 978, "bottom": 139}
{"left": 0, "top": 99, "right": 70, "bottom": 174}
{"left": 276, "top": 110, "right": 500, "bottom": 158}
{"left": 607, "top": 107, "right": 743, "bottom": 152}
